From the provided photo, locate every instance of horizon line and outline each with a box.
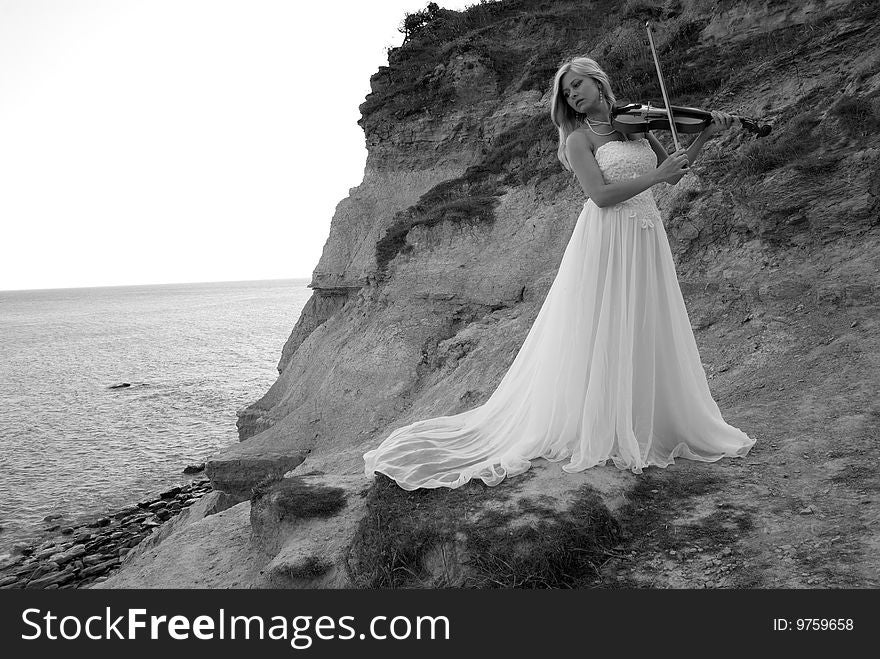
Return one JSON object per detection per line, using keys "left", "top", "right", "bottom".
{"left": 0, "top": 276, "right": 313, "bottom": 294}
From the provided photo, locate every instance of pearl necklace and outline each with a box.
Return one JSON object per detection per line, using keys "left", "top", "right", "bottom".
{"left": 580, "top": 115, "right": 616, "bottom": 136}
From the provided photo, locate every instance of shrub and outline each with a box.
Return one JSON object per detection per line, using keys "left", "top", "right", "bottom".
{"left": 251, "top": 476, "right": 347, "bottom": 521}
{"left": 831, "top": 94, "right": 880, "bottom": 137}
{"left": 346, "top": 473, "right": 621, "bottom": 588}
{"left": 399, "top": 2, "right": 443, "bottom": 45}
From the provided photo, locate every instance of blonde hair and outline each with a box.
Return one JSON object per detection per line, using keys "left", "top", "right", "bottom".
{"left": 549, "top": 57, "right": 618, "bottom": 173}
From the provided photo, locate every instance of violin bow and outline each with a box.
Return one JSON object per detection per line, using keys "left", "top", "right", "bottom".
{"left": 645, "top": 21, "right": 682, "bottom": 153}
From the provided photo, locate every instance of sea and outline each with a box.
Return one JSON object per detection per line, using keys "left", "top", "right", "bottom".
{"left": 0, "top": 278, "right": 310, "bottom": 556}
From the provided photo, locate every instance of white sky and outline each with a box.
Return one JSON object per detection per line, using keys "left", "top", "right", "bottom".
{"left": 0, "top": 0, "right": 475, "bottom": 291}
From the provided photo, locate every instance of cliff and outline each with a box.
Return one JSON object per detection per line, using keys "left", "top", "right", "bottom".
{"left": 100, "top": 0, "right": 880, "bottom": 589}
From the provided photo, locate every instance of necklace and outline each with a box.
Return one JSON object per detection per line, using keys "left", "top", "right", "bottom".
{"left": 580, "top": 115, "right": 615, "bottom": 136}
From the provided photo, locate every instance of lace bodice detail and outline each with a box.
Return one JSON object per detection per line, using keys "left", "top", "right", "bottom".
{"left": 592, "top": 138, "right": 661, "bottom": 229}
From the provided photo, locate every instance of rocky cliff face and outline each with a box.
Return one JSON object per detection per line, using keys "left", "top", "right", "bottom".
{"left": 119, "top": 0, "right": 880, "bottom": 589}
{"left": 209, "top": 0, "right": 879, "bottom": 497}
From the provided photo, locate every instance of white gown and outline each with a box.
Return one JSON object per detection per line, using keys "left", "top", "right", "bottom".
{"left": 363, "top": 137, "right": 756, "bottom": 490}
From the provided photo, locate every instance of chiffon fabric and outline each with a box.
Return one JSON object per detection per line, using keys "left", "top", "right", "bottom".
{"left": 363, "top": 137, "right": 756, "bottom": 490}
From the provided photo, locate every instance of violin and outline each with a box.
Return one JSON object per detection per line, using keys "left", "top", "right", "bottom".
{"left": 617, "top": 22, "right": 772, "bottom": 152}
{"left": 611, "top": 103, "right": 772, "bottom": 137}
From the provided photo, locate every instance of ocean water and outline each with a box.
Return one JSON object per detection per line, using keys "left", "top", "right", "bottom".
{"left": 0, "top": 278, "right": 310, "bottom": 554}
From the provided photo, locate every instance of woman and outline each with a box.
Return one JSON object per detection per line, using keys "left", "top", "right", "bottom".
{"left": 363, "top": 57, "right": 756, "bottom": 491}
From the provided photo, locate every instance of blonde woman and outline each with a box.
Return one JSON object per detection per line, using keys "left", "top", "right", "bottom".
{"left": 363, "top": 57, "right": 755, "bottom": 491}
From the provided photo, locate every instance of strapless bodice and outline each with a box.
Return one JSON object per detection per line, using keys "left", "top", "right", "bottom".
{"left": 587, "top": 138, "right": 661, "bottom": 229}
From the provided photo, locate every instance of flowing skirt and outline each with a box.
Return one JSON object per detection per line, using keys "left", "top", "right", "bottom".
{"left": 363, "top": 200, "right": 756, "bottom": 490}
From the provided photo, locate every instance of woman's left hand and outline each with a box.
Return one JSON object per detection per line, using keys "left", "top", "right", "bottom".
{"left": 703, "top": 110, "right": 735, "bottom": 137}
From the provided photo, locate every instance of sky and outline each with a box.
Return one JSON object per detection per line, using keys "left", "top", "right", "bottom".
{"left": 0, "top": 0, "right": 477, "bottom": 291}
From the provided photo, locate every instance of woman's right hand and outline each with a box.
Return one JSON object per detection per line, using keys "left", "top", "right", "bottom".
{"left": 653, "top": 148, "right": 690, "bottom": 184}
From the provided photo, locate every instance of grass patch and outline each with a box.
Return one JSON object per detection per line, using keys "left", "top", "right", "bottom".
{"left": 465, "top": 488, "right": 622, "bottom": 588}
{"left": 831, "top": 94, "right": 880, "bottom": 137}
{"left": 266, "top": 555, "right": 337, "bottom": 587}
{"left": 598, "top": 16, "right": 713, "bottom": 105}
{"left": 347, "top": 464, "right": 762, "bottom": 589}
{"left": 481, "top": 112, "right": 560, "bottom": 185}
{"left": 346, "top": 473, "right": 499, "bottom": 588}
{"left": 346, "top": 472, "right": 622, "bottom": 588}
{"left": 738, "top": 110, "right": 821, "bottom": 176}
{"left": 251, "top": 475, "right": 348, "bottom": 521}
{"left": 515, "top": 46, "right": 575, "bottom": 95}
{"left": 374, "top": 182, "right": 501, "bottom": 277}
{"left": 279, "top": 556, "right": 335, "bottom": 581}
{"left": 619, "top": 0, "right": 667, "bottom": 21}
{"left": 374, "top": 111, "right": 558, "bottom": 276}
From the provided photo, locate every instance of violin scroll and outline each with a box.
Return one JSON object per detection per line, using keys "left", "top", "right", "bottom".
{"left": 739, "top": 116, "right": 772, "bottom": 137}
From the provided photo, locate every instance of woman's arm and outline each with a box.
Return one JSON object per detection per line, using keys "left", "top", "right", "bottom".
{"left": 659, "top": 110, "right": 736, "bottom": 185}
{"left": 645, "top": 131, "right": 669, "bottom": 164}
{"left": 566, "top": 131, "right": 689, "bottom": 207}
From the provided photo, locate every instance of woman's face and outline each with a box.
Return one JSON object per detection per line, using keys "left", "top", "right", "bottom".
{"left": 560, "top": 72, "right": 601, "bottom": 115}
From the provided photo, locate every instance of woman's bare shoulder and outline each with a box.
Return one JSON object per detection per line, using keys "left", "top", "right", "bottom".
{"left": 566, "top": 128, "right": 597, "bottom": 155}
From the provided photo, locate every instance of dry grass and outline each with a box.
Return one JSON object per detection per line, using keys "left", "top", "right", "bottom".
{"left": 275, "top": 556, "right": 335, "bottom": 581}
{"left": 737, "top": 110, "right": 821, "bottom": 176}
{"left": 250, "top": 475, "right": 348, "bottom": 521}
{"left": 831, "top": 94, "right": 880, "bottom": 137}
{"left": 346, "top": 472, "right": 622, "bottom": 588}
{"left": 374, "top": 111, "right": 559, "bottom": 276}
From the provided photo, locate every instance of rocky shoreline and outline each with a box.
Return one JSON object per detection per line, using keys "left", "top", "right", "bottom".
{"left": 0, "top": 477, "right": 213, "bottom": 589}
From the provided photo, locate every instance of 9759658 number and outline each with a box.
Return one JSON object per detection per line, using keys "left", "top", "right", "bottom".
{"left": 798, "top": 618, "right": 853, "bottom": 631}
{"left": 773, "top": 618, "right": 854, "bottom": 631}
